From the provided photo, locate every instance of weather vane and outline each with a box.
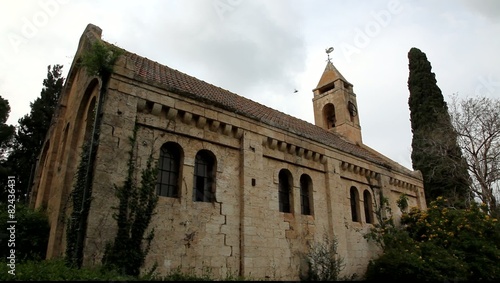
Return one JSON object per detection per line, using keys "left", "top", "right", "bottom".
{"left": 326, "top": 47, "right": 334, "bottom": 62}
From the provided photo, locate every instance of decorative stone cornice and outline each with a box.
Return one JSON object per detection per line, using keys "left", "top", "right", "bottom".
{"left": 389, "top": 177, "right": 419, "bottom": 192}
{"left": 340, "top": 161, "right": 379, "bottom": 179}
{"left": 136, "top": 98, "right": 244, "bottom": 139}
{"left": 262, "top": 137, "right": 327, "bottom": 164}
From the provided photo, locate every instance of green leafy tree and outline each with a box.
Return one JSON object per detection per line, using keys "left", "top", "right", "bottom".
{"left": 407, "top": 47, "right": 471, "bottom": 207}
{"left": 0, "top": 96, "right": 16, "bottom": 202}
{"left": 0, "top": 96, "right": 15, "bottom": 159}
{"left": 5, "top": 65, "right": 64, "bottom": 203}
{"left": 365, "top": 197, "right": 500, "bottom": 281}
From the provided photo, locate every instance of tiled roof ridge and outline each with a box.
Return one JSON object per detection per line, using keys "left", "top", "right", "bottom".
{"left": 115, "top": 45, "right": 395, "bottom": 169}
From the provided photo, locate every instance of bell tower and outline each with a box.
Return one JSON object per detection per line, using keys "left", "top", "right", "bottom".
{"left": 312, "top": 48, "right": 362, "bottom": 144}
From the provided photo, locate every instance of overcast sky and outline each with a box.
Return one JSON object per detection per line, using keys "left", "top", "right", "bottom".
{"left": 1, "top": 0, "right": 500, "bottom": 170}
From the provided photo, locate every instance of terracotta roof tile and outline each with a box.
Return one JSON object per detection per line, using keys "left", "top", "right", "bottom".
{"left": 125, "top": 51, "right": 392, "bottom": 168}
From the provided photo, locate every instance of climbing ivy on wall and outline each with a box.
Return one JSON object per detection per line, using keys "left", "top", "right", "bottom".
{"left": 102, "top": 125, "right": 159, "bottom": 276}
{"left": 65, "top": 140, "right": 92, "bottom": 268}
{"left": 64, "top": 40, "right": 123, "bottom": 268}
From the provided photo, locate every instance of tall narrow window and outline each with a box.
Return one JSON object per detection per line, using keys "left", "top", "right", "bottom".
{"left": 323, "top": 103, "right": 336, "bottom": 129}
{"left": 278, "top": 169, "right": 293, "bottom": 213}
{"left": 300, "top": 174, "right": 313, "bottom": 215}
{"left": 193, "top": 150, "right": 216, "bottom": 202}
{"left": 350, "top": 186, "right": 360, "bottom": 222}
{"left": 157, "top": 142, "right": 183, "bottom": 198}
{"left": 363, "top": 190, "right": 373, "bottom": 224}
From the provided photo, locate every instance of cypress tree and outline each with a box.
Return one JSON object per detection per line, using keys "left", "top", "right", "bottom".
{"left": 407, "top": 47, "right": 471, "bottom": 207}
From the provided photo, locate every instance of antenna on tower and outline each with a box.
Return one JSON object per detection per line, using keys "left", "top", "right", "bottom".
{"left": 326, "top": 47, "right": 334, "bottom": 62}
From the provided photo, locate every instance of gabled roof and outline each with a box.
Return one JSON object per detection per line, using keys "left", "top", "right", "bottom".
{"left": 126, "top": 51, "right": 393, "bottom": 168}
{"left": 314, "top": 60, "right": 351, "bottom": 91}
{"left": 109, "top": 43, "right": 417, "bottom": 174}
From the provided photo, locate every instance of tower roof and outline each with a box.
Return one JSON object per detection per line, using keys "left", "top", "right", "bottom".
{"left": 314, "top": 60, "right": 351, "bottom": 91}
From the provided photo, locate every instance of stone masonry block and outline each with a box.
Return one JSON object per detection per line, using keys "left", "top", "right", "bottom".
{"left": 205, "top": 223, "right": 221, "bottom": 234}
{"left": 210, "top": 214, "right": 226, "bottom": 225}
{"left": 221, "top": 203, "right": 235, "bottom": 216}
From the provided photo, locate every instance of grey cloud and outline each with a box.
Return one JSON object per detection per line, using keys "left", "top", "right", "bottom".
{"left": 143, "top": 0, "right": 306, "bottom": 101}
{"left": 460, "top": 0, "right": 500, "bottom": 20}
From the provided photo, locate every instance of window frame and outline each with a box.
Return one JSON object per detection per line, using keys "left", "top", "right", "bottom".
{"left": 350, "top": 186, "right": 360, "bottom": 222}
{"left": 363, "top": 189, "right": 373, "bottom": 224}
{"left": 278, "top": 169, "right": 293, "bottom": 213}
{"left": 193, "top": 150, "right": 216, "bottom": 202}
{"left": 300, "top": 174, "right": 313, "bottom": 215}
{"left": 156, "top": 142, "right": 183, "bottom": 198}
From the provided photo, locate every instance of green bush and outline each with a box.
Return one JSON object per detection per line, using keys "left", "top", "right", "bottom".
{"left": 0, "top": 259, "right": 136, "bottom": 281}
{"left": 300, "top": 233, "right": 348, "bottom": 281}
{"left": 0, "top": 203, "right": 49, "bottom": 261}
{"left": 365, "top": 197, "right": 500, "bottom": 281}
{"left": 0, "top": 259, "right": 232, "bottom": 281}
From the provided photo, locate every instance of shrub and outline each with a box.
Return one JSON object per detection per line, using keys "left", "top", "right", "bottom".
{"left": 0, "top": 203, "right": 49, "bottom": 261}
{"left": 300, "top": 233, "right": 346, "bottom": 281}
{"left": 0, "top": 259, "right": 136, "bottom": 281}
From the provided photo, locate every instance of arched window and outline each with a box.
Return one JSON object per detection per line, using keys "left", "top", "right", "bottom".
{"left": 300, "top": 174, "right": 313, "bottom": 215}
{"left": 157, "top": 142, "right": 183, "bottom": 198}
{"left": 193, "top": 150, "right": 216, "bottom": 202}
{"left": 323, "top": 103, "right": 336, "bottom": 129}
{"left": 278, "top": 169, "right": 293, "bottom": 213}
{"left": 348, "top": 101, "right": 357, "bottom": 122}
{"left": 363, "top": 189, "right": 373, "bottom": 224}
{"left": 350, "top": 186, "right": 360, "bottom": 222}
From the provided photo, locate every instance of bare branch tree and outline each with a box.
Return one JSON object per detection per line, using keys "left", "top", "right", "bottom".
{"left": 449, "top": 94, "right": 500, "bottom": 216}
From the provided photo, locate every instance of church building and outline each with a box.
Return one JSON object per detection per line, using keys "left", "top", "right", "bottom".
{"left": 30, "top": 24, "right": 425, "bottom": 280}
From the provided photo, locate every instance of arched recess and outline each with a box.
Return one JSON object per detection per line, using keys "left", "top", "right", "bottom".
{"left": 322, "top": 103, "right": 336, "bottom": 129}
{"left": 61, "top": 78, "right": 99, "bottom": 206}
{"left": 57, "top": 123, "right": 70, "bottom": 170}
{"left": 34, "top": 140, "right": 51, "bottom": 208}
{"left": 59, "top": 66, "right": 82, "bottom": 109}
{"left": 40, "top": 78, "right": 100, "bottom": 258}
